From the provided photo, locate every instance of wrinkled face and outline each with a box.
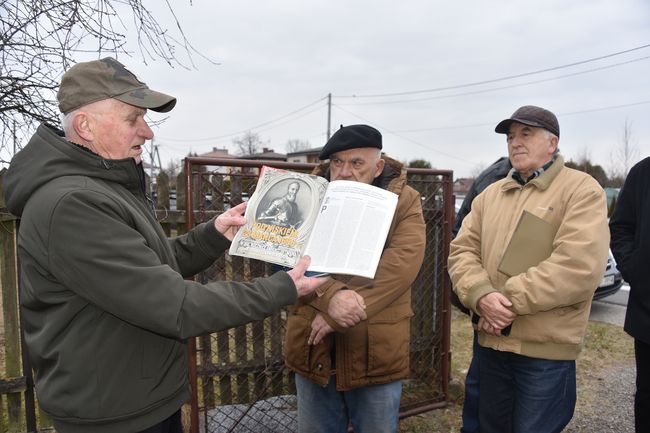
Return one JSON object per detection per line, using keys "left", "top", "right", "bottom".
{"left": 507, "top": 123, "right": 558, "bottom": 180}
{"left": 329, "top": 147, "right": 385, "bottom": 184}
{"left": 286, "top": 182, "right": 300, "bottom": 201}
{"left": 86, "top": 99, "right": 153, "bottom": 164}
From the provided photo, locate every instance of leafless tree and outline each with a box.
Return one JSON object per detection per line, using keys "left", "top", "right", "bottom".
{"left": 608, "top": 119, "right": 639, "bottom": 182}
{"left": 233, "top": 131, "right": 267, "bottom": 156}
{"left": 1, "top": 0, "right": 213, "bottom": 165}
{"left": 285, "top": 138, "right": 311, "bottom": 153}
{"left": 470, "top": 162, "right": 487, "bottom": 178}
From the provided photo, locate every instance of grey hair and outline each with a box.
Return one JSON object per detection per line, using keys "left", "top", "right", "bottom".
{"left": 543, "top": 129, "right": 560, "bottom": 154}
{"left": 60, "top": 109, "right": 80, "bottom": 136}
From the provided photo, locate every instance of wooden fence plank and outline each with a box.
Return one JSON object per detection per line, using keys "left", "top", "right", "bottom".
{"left": 250, "top": 260, "right": 267, "bottom": 400}
{"left": 1, "top": 218, "right": 23, "bottom": 432}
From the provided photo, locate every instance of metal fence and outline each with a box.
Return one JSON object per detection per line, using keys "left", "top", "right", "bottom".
{"left": 180, "top": 158, "right": 454, "bottom": 433}
{"left": 0, "top": 157, "right": 453, "bottom": 433}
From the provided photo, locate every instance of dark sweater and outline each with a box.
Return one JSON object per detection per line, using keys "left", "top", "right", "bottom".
{"left": 4, "top": 123, "right": 297, "bottom": 432}
{"left": 610, "top": 156, "right": 650, "bottom": 344}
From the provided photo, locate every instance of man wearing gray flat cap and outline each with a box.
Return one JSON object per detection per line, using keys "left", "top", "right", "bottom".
{"left": 3, "top": 57, "right": 327, "bottom": 433}
{"left": 284, "top": 124, "right": 426, "bottom": 433}
{"left": 448, "top": 105, "right": 609, "bottom": 433}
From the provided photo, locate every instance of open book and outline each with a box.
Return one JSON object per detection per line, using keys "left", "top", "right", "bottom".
{"left": 229, "top": 166, "right": 398, "bottom": 278}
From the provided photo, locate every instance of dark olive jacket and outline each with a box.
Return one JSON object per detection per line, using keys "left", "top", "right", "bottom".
{"left": 3, "top": 124, "right": 297, "bottom": 433}
{"left": 610, "top": 156, "right": 650, "bottom": 344}
{"left": 283, "top": 156, "right": 426, "bottom": 390}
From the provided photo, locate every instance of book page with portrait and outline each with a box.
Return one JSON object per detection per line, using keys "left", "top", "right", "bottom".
{"left": 229, "top": 166, "right": 397, "bottom": 278}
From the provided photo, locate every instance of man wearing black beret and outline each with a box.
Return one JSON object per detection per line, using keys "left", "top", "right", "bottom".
{"left": 284, "top": 124, "right": 426, "bottom": 433}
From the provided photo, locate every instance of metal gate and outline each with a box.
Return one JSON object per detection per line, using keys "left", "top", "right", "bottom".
{"left": 181, "top": 157, "right": 454, "bottom": 433}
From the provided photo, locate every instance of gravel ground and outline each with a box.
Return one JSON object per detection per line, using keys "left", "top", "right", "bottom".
{"left": 564, "top": 361, "right": 636, "bottom": 433}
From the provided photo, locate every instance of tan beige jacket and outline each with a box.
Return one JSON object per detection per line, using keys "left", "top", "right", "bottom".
{"left": 449, "top": 155, "right": 609, "bottom": 360}
{"left": 284, "top": 156, "right": 426, "bottom": 390}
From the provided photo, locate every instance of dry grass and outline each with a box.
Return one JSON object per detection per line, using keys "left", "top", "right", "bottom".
{"left": 0, "top": 301, "right": 634, "bottom": 432}
{"left": 399, "top": 309, "right": 635, "bottom": 433}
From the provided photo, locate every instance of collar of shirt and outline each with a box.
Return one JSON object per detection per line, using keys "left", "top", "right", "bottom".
{"left": 512, "top": 155, "right": 558, "bottom": 185}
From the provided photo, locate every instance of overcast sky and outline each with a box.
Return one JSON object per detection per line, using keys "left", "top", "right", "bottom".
{"left": 113, "top": 0, "right": 650, "bottom": 177}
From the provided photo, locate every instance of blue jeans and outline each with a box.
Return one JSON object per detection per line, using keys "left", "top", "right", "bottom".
{"left": 461, "top": 331, "right": 480, "bottom": 433}
{"left": 295, "top": 373, "right": 402, "bottom": 433}
{"left": 477, "top": 346, "right": 576, "bottom": 433}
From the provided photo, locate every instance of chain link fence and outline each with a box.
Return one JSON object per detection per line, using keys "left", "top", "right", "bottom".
{"left": 177, "top": 158, "right": 454, "bottom": 433}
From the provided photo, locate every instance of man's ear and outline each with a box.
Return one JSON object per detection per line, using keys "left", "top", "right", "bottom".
{"left": 374, "top": 158, "right": 385, "bottom": 178}
{"left": 549, "top": 136, "right": 559, "bottom": 155}
{"left": 72, "top": 112, "right": 94, "bottom": 142}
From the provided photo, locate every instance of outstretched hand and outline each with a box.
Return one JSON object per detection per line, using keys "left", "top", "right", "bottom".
{"left": 287, "top": 256, "right": 330, "bottom": 298}
{"left": 214, "top": 202, "right": 247, "bottom": 241}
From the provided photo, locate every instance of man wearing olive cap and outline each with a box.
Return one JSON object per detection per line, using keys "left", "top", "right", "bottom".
{"left": 448, "top": 105, "right": 609, "bottom": 433}
{"left": 2, "top": 57, "right": 326, "bottom": 433}
{"left": 284, "top": 124, "right": 426, "bottom": 433}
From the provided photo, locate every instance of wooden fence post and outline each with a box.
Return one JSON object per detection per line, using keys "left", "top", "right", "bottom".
{"left": 1, "top": 209, "right": 23, "bottom": 431}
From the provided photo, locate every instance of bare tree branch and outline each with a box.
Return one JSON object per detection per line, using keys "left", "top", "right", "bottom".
{"left": 1, "top": 0, "right": 216, "bottom": 165}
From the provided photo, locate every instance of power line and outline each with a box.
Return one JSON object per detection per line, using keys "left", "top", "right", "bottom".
{"left": 158, "top": 96, "right": 327, "bottom": 142}
{"left": 337, "top": 55, "right": 650, "bottom": 106}
{"left": 386, "top": 100, "right": 650, "bottom": 134}
{"left": 332, "top": 104, "right": 479, "bottom": 166}
{"left": 332, "top": 99, "right": 650, "bottom": 166}
{"left": 335, "top": 43, "right": 650, "bottom": 98}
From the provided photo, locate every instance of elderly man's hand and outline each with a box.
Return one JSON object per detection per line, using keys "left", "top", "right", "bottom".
{"left": 328, "top": 290, "right": 367, "bottom": 328}
{"left": 287, "top": 256, "right": 331, "bottom": 298}
{"left": 477, "top": 292, "right": 516, "bottom": 330}
{"left": 309, "top": 313, "right": 334, "bottom": 345}
{"left": 214, "top": 202, "right": 247, "bottom": 241}
{"left": 477, "top": 316, "right": 510, "bottom": 336}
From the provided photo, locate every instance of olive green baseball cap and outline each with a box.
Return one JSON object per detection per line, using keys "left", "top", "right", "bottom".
{"left": 57, "top": 57, "right": 176, "bottom": 114}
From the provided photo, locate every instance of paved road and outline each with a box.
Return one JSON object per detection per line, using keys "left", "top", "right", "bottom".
{"left": 589, "top": 284, "right": 629, "bottom": 326}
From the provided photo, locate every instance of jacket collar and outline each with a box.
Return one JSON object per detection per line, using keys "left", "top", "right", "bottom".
{"left": 502, "top": 154, "right": 565, "bottom": 192}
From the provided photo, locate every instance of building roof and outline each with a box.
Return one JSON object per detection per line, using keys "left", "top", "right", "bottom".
{"left": 453, "top": 178, "right": 474, "bottom": 194}
{"left": 199, "top": 147, "right": 233, "bottom": 158}
{"left": 239, "top": 147, "right": 286, "bottom": 161}
{"left": 286, "top": 146, "right": 323, "bottom": 157}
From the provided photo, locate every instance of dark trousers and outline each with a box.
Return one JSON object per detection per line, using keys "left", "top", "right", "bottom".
{"left": 477, "top": 346, "right": 576, "bottom": 433}
{"left": 137, "top": 410, "right": 183, "bottom": 433}
{"left": 461, "top": 331, "right": 479, "bottom": 433}
{"left": 635, "top": 339, "right": 650, "bottom": 433}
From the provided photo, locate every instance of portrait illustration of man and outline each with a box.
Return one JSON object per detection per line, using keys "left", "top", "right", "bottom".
{"left": 257, "top": 180, "right": 304, "bottom": 228}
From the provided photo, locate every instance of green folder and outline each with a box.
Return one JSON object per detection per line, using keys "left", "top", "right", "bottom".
{"left": 497, "top": 210, "right": 555, "bottom": 277}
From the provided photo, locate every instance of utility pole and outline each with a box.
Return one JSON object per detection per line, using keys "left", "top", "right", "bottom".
{"left": 326, "top": 93, "right": 332, "bottom": 140}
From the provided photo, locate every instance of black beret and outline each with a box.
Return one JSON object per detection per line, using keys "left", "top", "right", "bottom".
{"left": 319, "top": 124, "right": 382, "bottom": 160}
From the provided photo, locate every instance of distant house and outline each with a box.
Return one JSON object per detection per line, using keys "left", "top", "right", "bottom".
{"left": 195, "top": 147, "right": 236, "bottom": 176}
{"left": 453, "top": 178, "right": 474, "bottom": 196}
{"left": 199, "top": 147, "right": 233, "bottom": 159}
{"left": 237, "top": 147, "right": 287, "bottom": 175}
{"left": 286, "top": 147, "right": 323, "bottom": 164}
{"left": 239, "top": 147, "right": 287, "bottom": 162}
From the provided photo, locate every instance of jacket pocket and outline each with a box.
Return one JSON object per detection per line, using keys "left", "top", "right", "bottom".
{"left": 367, "top": 303, "right": 413, "bottom": 376}
{"left": 285, "top": 308, "right": 331, "bottom": 376}
{"left": 284, "top": 310, "right": 311, "bottom": 371}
